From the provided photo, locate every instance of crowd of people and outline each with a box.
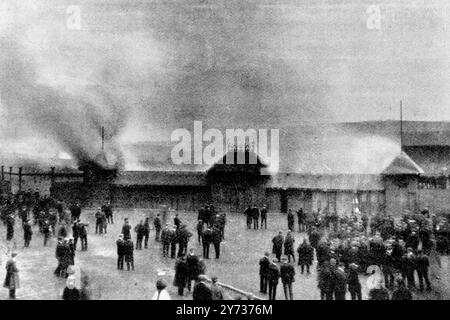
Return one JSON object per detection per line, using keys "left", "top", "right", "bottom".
{"left": 257, "top": 206, "right": 449, "bottom": 300}
{"left": 1, "top": 188, "right": 449, "bottom": 300}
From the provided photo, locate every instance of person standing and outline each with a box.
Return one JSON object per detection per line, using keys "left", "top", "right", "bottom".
{"left": 244, "top": 206, "right": 252, "bottom": 229}
{"left": 272, "top": 231, "right": 284, "bottom": 262}
{"left": 287, "top": 209, "right": 295, "bottom": 231}
{"left": 186, "top": 249, "right": 201, "bottom": 292}
{"left": 6, "top": 213, "right": 14, "bottom": 241}
{"left": 42, "top": 220, "right": 52, "bottom": 246}
{"left": 134, "top": 220, "right": 145, "bottom": 250}
{"left": 197, "top": 220, "right": 204, "bottom": 244}
{"left": 153, "top": 214, "right": 162, "bottom": 241}
{"left": 284, "top": 230, "right": 295, "bottom": 263}
{"left": 174, "top": 255, "right": 188, "bottom": 296}
{"left": 143, "top": 217, "right": 150, "bottom": 249}
{"left": 280, "top": 258, "right": 295, "bottom": 300}
{"left": 121, "top": 218, "right": 132, "bottom": 240}
{"left": 297, "top": 239, "right": 314, "bottom": 274}
{"left": 347, "top": 263, "right": 362, "bottom": 300}
{"left": 3, "top": 252, "right": 19, "bottom": 299}
{"left": 116, "top": 234, "right": 125, "bottom": 270}
{"left": 177, "top": 225, "right": 192, "bottom": 258}
{"left": 174, "top": 213, "right": 181, "bottom": 230}
{"left": 161, "top": 224, "right": 171, "bottom": 258}
{"left": 72, "top": 220, "right": 79, "bottom": 250}
{"left": 297, "top": 208, "right": 306, "bottom": 232}
{"left": 260, "top": 205, "right": 268, "bottom": 229}
{"left": 23, "top": 219, "right": 33, "bottom": 248}
{"left": 95, "top": 208, "right": 104, "bottom": 234}
{"left": 170, "top": 226, "right": 178, "bottom": 259}
{"left": 102, "top": 201, "right": 113, "bottom": 224}
{"left": 416, "top": 250, "right": 431, "bottom": 291}
{"left": 201, "top": 227, "right": 213, "bottom": 259}
{"left": 259, "top": 252, "right": 270, "bottom": 294}
{"left": 333, "top": 262, "right": 348, "bottom": 300}
{"left": 212, "top": 227, "right": 222, "bottom": 259}
{"left": 70, "top": 202, "right": 81, "bottom": 223}
{"left": 78, "top": 220, "right": 88, "bottom": 251}
{"left": 124, "top": 237, "right": 135, "bottom": 271}
{"left": 251, "top": 206, "right": 260, "bottom": 230}
{"left": 267, "top": 259, "right": 280, "bottom": 300}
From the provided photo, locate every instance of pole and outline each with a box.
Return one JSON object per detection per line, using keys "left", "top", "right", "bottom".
{"left": 400, "top": 100, "right": 403, "bottom": 152}
{"left": 1, "top": 166, "right": 3, "bottom": 180}
{"left": 101, "top": 126, "right": 104, "bottom": 152}
{"left": 18, "top": 167, "right": 22, "bottom": 192}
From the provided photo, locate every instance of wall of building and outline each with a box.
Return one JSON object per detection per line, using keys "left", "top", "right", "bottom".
{"left": 384, "top": 175, "right": 419, "bottom": 215}
{"left": 418, "top": 189, "right": 450, "bottom": 215}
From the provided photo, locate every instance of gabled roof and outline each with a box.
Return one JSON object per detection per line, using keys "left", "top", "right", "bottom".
{"left": 207, "top": 148, "right": 268, "bottom": 174}
{"left": 113, "top": 171, "right": 207, "bottom": 186}
{"left": 382, "top": 151, "right": 424, "bottom": 175}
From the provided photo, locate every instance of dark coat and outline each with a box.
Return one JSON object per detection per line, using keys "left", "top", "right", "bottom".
{"left": 153, "top": 217, "right": 161, "bottom": 231}
{"left": 284, "top": 234, "right": 295, "bottom": 255}
{"left": 122, "top": 224, "right": 131, "bottom": 239}
{"left": 280, "top": 263, "right": 295, "bottom": 284}
{"left": 347, "top": 268, "right": 361, "bottom": 290}
{"left": 297, "top": 242, "right": 314, "bottom": 265}
{"left": 272, "top": 235, "right": 284, "bottom": 255}
{"left": 173, "top": 258, "right": 189, "bottom": 287}
{"left": 186, "top": 254, "right": 201, "bottom": 278}
{"left": 62, "top": 287, "right": 80, "bottom": 300}
{"left": 193, "top": 282, "right": 213, "bottom": 300}
{"left": 202, "top": 229, "right": 213, "bottom": 244}
{"left": 267, "top": 263, "right": 280, "bottom": 284}
{"left": 308, "top": 230, "right": 321, "bottom": 249}
{"left": 116, "top": 239, "right": 125, "bottom": 255}
{"left": 3, "top": 259, "right": 19, "bottom": 290}
{"left": 259, "top": 256, "right": 270, "bottom": 276}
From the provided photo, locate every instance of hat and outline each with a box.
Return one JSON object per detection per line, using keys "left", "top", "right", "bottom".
{"left": 198, "top": 275, "right": 208, "bottom": 282}
{"left": 156, "top": 279, "right": 167, "bottom": 290}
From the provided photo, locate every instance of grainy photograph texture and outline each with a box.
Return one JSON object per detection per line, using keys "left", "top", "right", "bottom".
{"left": 0, "top": 0, "right": 449, "bottom": 301}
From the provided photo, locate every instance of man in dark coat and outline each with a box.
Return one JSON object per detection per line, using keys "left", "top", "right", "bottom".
{"left": 308, "top": 227, "right": 321, "bottom": 249}
{"left": 244, "top": 206, "right": 252, "bottom": 229}
{"left": 121, "top": 218, "right": 132, "bottom": 240}
{"left": 211, "top": 227, "right": 222, "bottom": 259}
{"left": 272, "top": 232, "right": 284, "bottom": 262}
{"left": 134, "top": 220, "right": 145, "bottom": 250}
{"left": 116, "top": 234, "right": 125, "bottom": 270}
{"left": 259, "top": 252, "right": 270, "bottom": 294}
{"left": 42, "top": 220, "right": 52, "bottom": 247}
{"left": 102, "top": 202, "right": 113, "bottom": 224}
{"left": 416, "top": 250, "right": 431, "bottom": 291}
{"left": 197, "top": 207, "right": 206, "bottom": 226}
{"left": 4, "top": 252, "right": 19, "bottom": 299}
{"left": 23, "top": 219, "right": 33, "bottom": 248}
{"left": 251, "top": 206, "right": 260, "bottom": 230}
{"left": 143, "top": 217, "right": 150, "bottom": 249}
{"left": 6, "top": 214, "right": 14, "bottom": 241}
{"left": 177, "top": 225, "right": 192, "bottom": 257}
{"left": 316, "top": 240, "right": 331, "bottom": 267}
{"left": 174, "top": 255, "right": 188, "bottom": 296}
{"left": 193, "top": 275, "right": 213, "bottom": 300}
{"left": 382, "top": 246, "right": 396, "bottom": 289}
{"left": 318, "top": 261, "right": 334, "bottom": 300}
{"left": 78, "top": 221, "right": 88, "bottom": 251}
{"left": 297, "top": 239, "right": 314, "bottom": 274}
{"left": 197, "top": 220, "right": 204, "bottom": 244}
{"left": 201, "top": 227, "right": 213, "bottom": 259}
{"left": 260, "top": 205, "right": 268, "bottom": 229}
{"left": 161, "top": 224, "right": 171, "bottom": 257}
{"left": 70, "top": 202, "right": 81, "bottom": 223}
{"left": 267, "top": 259, "right": 280, "bottom": 300}
{"left": 297, "top": 208, "right": 306, "bottom": 233}
{"left": 401, "top": 249, "right": 416, "bottom": 289}
{"left": 347, "top": 263, "right": 362, "bottom": 300}
{"left": 186, "top": 249, "right": 201, "bottom": 292}
{"left": 284, "top": 230, "right": 295, "bottom": 263}
{"left": 332, "top": 261, "right": 347, "bottom": 300}
{"left": 124, "top": 238, "right": 135, "bottom": 271}
{"left": 174, "top": 213, "right": 181, "bottom": 230}
{"left": 72, "top": 220, "right": 79, "bottom": 250}
{"left": 280, "top": 258, "right": 295, "bottom": 300}
{"left": 95, "top": 208, "right": 104, "bottom": 234}
{"left": 169, "top": 226, "right": 178, "bottom": 258}
{"left": 287, "top": 209, "right": 295, "bottom": 231}
{"left": 153, "top": 214, "right": 162, "bottom": 241}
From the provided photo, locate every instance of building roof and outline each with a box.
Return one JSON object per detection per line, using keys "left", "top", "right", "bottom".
{"left": 382, "top": 152, "right": 424, "bottom": 175}
{"left": 113, "top": 171, "right": 208, "bottom": 187}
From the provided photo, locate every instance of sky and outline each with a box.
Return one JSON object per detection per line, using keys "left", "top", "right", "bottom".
{"left": 0, "top": 0, "right": 449, "bottom": 167}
